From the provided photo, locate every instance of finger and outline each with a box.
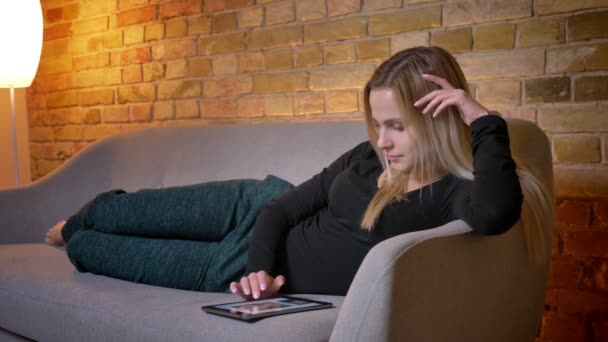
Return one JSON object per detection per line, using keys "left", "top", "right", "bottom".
{"left": 432, "top": 98, "right": 458, "bottom": 118}
{"left": 268, "top": 275, "right": 286, "bottom": 294}
{"left": 248, "top": 273, "right": 261, "bottom": 299}
{"left": 422, "top": 92, "right": 450, "bottom": 114}
{"left": 229, "top": 281, "right": 238, "bottom": 294}
{"left": 231, "top": 282, "right": 251, "bottom": 300}
{"left": 422, "top": 73, "right": 454, "bottom": 90}
{"left": 414, "top": 90, "right": 440, "bottom": 107}
{"left": 240, "top": 276, "right": 251, "bottom": 297}
{"left": 256, "top": 271, "right": 269, "bottom": 291}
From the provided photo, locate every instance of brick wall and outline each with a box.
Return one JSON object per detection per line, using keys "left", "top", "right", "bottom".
{"left": 28, "top": 1, "right": 608, "bottom": 341}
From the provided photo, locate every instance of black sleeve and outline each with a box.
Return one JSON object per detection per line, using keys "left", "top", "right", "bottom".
{"left": 451, "top": 114, "right": 523, "bottom": 235}
{"left": 246, "top": 141, "right": 371, "bottom": 275}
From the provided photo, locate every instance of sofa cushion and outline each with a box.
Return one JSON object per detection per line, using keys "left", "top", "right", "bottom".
{"left": 0, "top": 244, "right": 343, "bottom": 342}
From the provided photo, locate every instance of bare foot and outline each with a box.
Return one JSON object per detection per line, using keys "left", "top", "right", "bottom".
{"left": 45, "top": 220, "right": 67, "bottom": 246}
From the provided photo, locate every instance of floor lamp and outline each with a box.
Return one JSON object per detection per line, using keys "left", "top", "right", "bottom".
{"left": 0, "top": 1, "right": 43, "bottom": 186}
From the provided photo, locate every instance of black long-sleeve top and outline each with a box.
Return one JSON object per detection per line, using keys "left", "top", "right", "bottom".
{"left": 246, "top": 115, "right": 523, "bottom": 295}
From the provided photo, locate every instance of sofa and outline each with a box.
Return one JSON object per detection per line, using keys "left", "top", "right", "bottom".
{"left": 0, "top": 118, "right": 553, "bottom": 342}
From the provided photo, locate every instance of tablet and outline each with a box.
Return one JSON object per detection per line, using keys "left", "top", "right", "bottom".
{"left": 201, "top": 296, "right": 334, "bottom": 322}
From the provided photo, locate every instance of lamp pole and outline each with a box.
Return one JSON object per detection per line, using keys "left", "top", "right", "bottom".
{"left": 9, "top": 86, "right": 19, "bottom": 185}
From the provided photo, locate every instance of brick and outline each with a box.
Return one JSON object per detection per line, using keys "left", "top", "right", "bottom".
{"left": 306, "top": 17, "right": 367, "bottom": 43}
{"left": 538, "top": 107, "right": 608, "bottom": 133}
{"left": 199, "top": 33, "right": 246, "bottom": 55}
{"left": 201, "top": 99, "right": 237, "bottom": 118}
{"left": 118, "top": 0, "right": 149, "bottom": 11}
{"left": 326, "top": 90, "right": 358, "bottom": 113}
{"left": 104, "top": 31, "right": 123, "bottom": 49}
{"left": 41, "top": 39, "right": 69, "bottom": 59}
{"left": 188, "top": 58, "right": 213, "bottom": 77}
{"left": 45, "top": 108, "right": 83, "bottom": 125}
{"left": 554, "top": 168, "right": 608, "bottom": 198}
{"left": 143, "top": 63, "right": 164, "bottom": 82}
{"left": 44, "top": 23, "right": 72, "bottom": 40}
{"left": 145, "top": 23, "right": 165, "bottom": 41}
{"left": 152, "top": 39, "right": 196, "bottom": 61}
{"left": 33, "top": 74, "right": 73, "bottom": 94}
{"left": 31, "top": 142, "right": 75, "bottom": 160}
{"left": 248, "top": 26, "right": 302, "bottom": 50}
{"left": 432, "top": 27, "right": 472, "bottom": 54}
{"left": 117, "top": 84, "right": 156, "bottom": 103}
{"left": 213, "top": 12, "right": 237, "bottom": 33}
{"left": 238, "top": 7, "right": 264, "bottom": 28}
{"left": 84, "top": 108, "right": 101, "bottom": 124}
{"left": 295, "top": 92, "right": 325, "bottom": 115}
{"left": 166, "top": 18, "right": 187, "bottom": 38}
{"left": 476, "top": 80, "right": 521, "bottom": 106}
{"left": 564, "top": 231, "right": 608, "bottom": 258}
{"left": 73, "top": 53, "right": 110, "bottom": 71}
{"left": 117, "top": 5, "right": 157, "bottom": 27}
{"left": 103, "top": 106, "right": 130, "bottom": 123}
{"left": 444, "top": 0, "right": 532, "bottom": 27}
{"left": 310, "top": 64, "right": 376, "bottom": 91}
{"left": 474, "top": 24, "right": 515, "bottom": 50}
{"left": 370, "top": 7, "right": 440, "bottom": 36}
{"left": 78, "top": 89, "right": 114, "bottom": 106}
{"left": 265, "top": 95, "right": 294, "bottom": 116}
{"left": 265, "top": 49, "right": 293, "bottom": 70}
{"left": 328, "top": 0, "right": 361, "bottom": 17}
{"left": 124, "top": 26, "right": 144, "bottom": 45}
{"left": 69, "top": 35, "right": 100, "bottom": 55}
{"left": 296, "top": 0, "right": 326, "bottom": 21}
{"left": 540, "top": 314, "right": 586, "bottom": 341}
{"left": 213, "top": 55, "right": 238, "bottom": 75}
{"left": 203, "top": 77, "right": 253, "bottom": 97}
{"left": 267, "top": 1, "right": 295, "bottom": 26}
{"left": 189, "top": 15, "right": 212, "bottom": 35}
{"left": 239, "top": 53, "right": 265, "bottom": 72}
{"left": 30, "top": 127, "right": 54, "bottom": 142}
{"left": 53, "top": 126, "right": 84, "bottom": 141}
{"left": 237, "top": 97, "right": 265, "bottom": 117}
{"left": 203, "top": 0, "right": 225, "bottom": 13}
{"left": 130, "top": 103, "right": 152, "bottom": 122}
{"left": 536, "top": 0, "right": 608, "bottom": 15}
{"left": 368, "top": 0, "right": 402, "bottom": 11}
{"left": 111, "top": 47, "right": 151, "bottom": 66}
{"left": 166, "top": 60, "right": 186, "bottom": 79}
{"left": 253, "top": 72, "right": 308, "bottom": 93}
{"left": 549, "top": 258, "right": 583, "bottom": 288}
{"left": 83, "top": 124, "right": 122, "bottom": 141}
{"left": 391, "top": 32, "right": 430, "bottom": 55}
{"left": 46, "top": 7, "right": 63, "bottom": 23}
{"left": 325, "top": 43, "right": 355, "bottom": 64}
{"left": 63, "top": 3, "right": 80, "bottom": 20}
{"left": 123, "top": 64, "right": 143, "bottom": 83}
{"left": 554, "top": 136, "right": 601, "bottom": 164}
{"left": 38, "top": 57, "right": 73, "bottom": 76}
{"left": 175, "top": 99, "right": 200, "bottom": 119}
{"left": 295, "top": 46, "right": 323, "bottom": 68}
{"left": 358, "top": 39, "right": 390, "bottom": 62}
{"left": 160, "top": 0, "right": 201, "bottom": 19}
{"left": 153, "top": 101, "right": 174, "bottom": 120}
{"left": 225, "top": 0, "right": 254, "bottom": 10}
{"left": 78, "top": 1, "right": 116, "bottom": 19}
{"left": 575, "top": 76, "right": 608, "bottom": 102}
{"left": 456, "top": 49, "right": 544, "bottom": 80}
{"left": 47, "top": 90, "right": 78, "bottom": 108}
{"left": 546, "top": 44, "right": 608, "bottom": 74}
{"left": 525, "top": 77, "right": 570, "bottom": 103}
{"left": 518, "top": 19, "right": 564, "bottom": 48}
{"left": 158, "top": 80, "right": 201, "bottom": 99}
{"left": 104, "top": 69, "right": 123, "bottom": 86}
{"left": 570, "top": 11, "right": 608, "bottom": 41}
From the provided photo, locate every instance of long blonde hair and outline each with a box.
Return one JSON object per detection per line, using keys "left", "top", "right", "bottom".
{"left": 361, "top": 46, "right": 554, "bottom": 264}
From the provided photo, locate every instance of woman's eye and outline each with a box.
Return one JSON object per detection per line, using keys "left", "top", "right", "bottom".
{"left": 392, "top": 125, "right": 404, "bottom": 131}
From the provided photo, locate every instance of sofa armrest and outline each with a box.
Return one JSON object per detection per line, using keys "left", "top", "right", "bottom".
{"left": 330, "top": 220, "right": 549, "bottom": 342}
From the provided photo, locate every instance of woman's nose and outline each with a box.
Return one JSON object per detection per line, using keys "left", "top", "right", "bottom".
{"left": 377, "top": 131, "right": 391, "bottom": 150}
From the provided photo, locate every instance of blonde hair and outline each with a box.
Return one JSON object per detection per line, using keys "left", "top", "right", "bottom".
{"left": 361, "top": 46, "right": 554, "bottom": 263}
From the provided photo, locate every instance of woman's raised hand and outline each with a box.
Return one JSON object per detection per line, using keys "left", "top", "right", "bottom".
{"left": 414, "top": 74, "right": 489, "bottom": 126}
{"left": 229, "top": 271, "right": 285, "bottom": 300}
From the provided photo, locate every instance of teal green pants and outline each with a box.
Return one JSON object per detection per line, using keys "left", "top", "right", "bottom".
{"left": 63, "top": 176, "right": 293, "bottom": 293}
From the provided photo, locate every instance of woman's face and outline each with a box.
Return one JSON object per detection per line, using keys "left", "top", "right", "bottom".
{"left": 369, "top": 88, "right": 417, "bottom": 172}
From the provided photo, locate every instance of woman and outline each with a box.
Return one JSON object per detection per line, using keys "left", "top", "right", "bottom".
{"left": 46, "top": 46, "right": 553, "bottom": 301}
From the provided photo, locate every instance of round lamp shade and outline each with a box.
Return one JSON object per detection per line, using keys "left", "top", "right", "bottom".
{"left": 0, "top": 1, "right": 44, "bottom": 88}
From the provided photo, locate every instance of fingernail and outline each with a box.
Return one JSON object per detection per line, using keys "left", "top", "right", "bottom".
{"left": 230, "top": 287, "right": 236, "bottom": 293}
{"left": 260, "top": 284, "right": 266, "bottom": 291}
{"left": 413, "top": 101, "right": 419, "bottom": 107}
{"left": 244, "top": 289, "right": 250, "bottom": 295}
{"left": 253, "top": 292, "right": 259, "bottom": 299}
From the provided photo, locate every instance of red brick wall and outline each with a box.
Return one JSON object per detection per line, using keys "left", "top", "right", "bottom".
{"left": 543, "top": 198, "right": 608, "bottom": 342}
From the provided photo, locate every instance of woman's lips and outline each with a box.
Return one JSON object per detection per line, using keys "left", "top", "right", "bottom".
{"left": 387, "top": 155, "right": 401, "bottom": 162}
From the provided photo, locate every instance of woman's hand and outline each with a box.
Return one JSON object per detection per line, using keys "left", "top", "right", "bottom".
{"left": 414, "top": 74, "right": 489, "bottom": 126}
{"left": 229, "top": 271, "right": 285, "bottom": 300}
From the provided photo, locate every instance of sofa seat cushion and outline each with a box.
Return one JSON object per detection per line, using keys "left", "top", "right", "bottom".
{"left": 0, "top": 244, "right": 343, "bottom": 342}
